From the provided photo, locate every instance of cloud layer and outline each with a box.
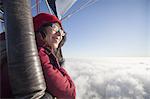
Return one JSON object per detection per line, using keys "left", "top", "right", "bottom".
{"left": 65, "top": 57, "right": 150, "bottom": 99}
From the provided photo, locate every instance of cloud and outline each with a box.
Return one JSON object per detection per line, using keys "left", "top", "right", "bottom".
{"left": 65, "top": 57, "right": 150, "bottom": 99}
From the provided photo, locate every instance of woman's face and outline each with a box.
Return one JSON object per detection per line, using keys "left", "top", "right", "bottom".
{"left": 45, "top": 23, "right": 65, "bottom": 49}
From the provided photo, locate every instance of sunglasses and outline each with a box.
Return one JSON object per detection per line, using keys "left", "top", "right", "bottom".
{"left": 48, "top": 24, "right": 65, "bottom": 36}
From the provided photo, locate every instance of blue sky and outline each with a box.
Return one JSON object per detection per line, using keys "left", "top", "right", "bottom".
{"left": 1, "top": 0, "right": 149, "bottom": 58}
{"left": 62, "top": 0, "right": 150, "bottom": 58}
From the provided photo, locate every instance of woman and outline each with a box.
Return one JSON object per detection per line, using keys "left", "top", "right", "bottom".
{"left": 33, "top": 13, "right": 76, "bottom": 99}
{"left": 0, "top": 13, "right": 76, "bottom": 99}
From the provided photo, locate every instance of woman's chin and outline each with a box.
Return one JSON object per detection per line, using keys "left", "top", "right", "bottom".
{"left": 52, "top": 43, "right": 59, "bottom": 49}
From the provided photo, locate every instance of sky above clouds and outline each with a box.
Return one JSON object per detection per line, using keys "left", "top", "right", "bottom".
{"left": 62, "top": 0, "right": 150, "bottom": 58}
{"left": 0, "top": 0, "right": 149, "bottom": 58}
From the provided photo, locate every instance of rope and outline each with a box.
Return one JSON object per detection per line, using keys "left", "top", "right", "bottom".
{"left": 31, "top": 0, "right": 42, "bottom": 9}
{"left": 61, "top": 0, "right": 99, "bottom": 21}
{"left": 36, "top": 0, "right": 39, "bottom": 14}
{"left": 45, "top": 0, "right": 54, "bottom": 14}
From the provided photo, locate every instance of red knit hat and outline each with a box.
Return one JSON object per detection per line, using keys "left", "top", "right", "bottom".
{"left": 33, "top": 13, "right": 62, "bottom": 32}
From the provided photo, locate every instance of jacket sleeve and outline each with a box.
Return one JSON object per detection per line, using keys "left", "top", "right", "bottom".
{"left": 38, "top": 48, "right": 76, "bottom": 99}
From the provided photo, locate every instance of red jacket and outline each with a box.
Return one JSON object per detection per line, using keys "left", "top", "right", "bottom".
{"left": 38, "top": 47, "right": 76, "bottom": 99}
{"left": 36, "top": 32, "right": 76, "bottom": 98}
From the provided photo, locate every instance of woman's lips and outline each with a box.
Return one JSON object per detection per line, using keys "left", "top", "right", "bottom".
{"left": 52, "top": 37, "right": 59, "bottom": 42}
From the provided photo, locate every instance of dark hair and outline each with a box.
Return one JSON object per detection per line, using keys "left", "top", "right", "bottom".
{"left": 37, "top": 23, "right": 66, "bottom": 66}
{"left": 55, "top": 33, "right": 66, "bottom": 66}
